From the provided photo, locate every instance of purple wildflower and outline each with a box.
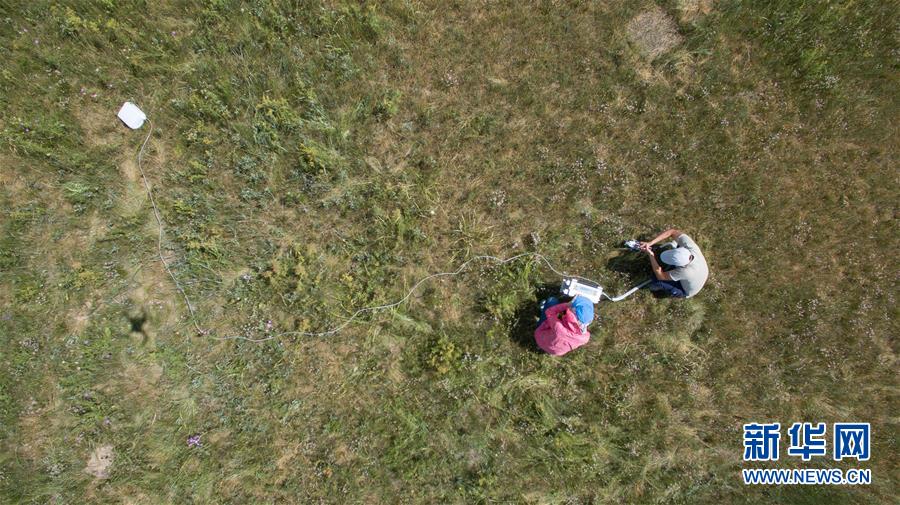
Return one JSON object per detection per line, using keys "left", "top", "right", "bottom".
{"left": 187, "top": 434, "right": 201, "bottom": 448}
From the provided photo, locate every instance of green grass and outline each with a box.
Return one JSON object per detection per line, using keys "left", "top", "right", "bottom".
{"left": 1, "top": 0, "right": 897, "bottom": 503}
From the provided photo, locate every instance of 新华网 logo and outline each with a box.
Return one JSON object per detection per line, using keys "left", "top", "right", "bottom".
{"left": 741, "top": 422, "right": 872, "bottom": 485}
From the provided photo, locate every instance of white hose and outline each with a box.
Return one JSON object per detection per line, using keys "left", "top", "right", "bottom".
{"left": 603, "top": 279, "right": 652, "bottom": 302}
{"left": 136, "top": 120, "right": 202, "bottom": 335}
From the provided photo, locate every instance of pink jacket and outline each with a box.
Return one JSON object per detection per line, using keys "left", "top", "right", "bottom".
{"left": 534, "top": 303, "right": 590, "bottom": 356}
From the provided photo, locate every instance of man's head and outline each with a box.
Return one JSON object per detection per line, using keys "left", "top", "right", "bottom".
{"left": 660, "top": 247, "right": 693, "bottom": 267}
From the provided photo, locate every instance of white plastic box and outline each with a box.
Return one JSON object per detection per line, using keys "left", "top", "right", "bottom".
{"left": 561, "top": 278, "right": 604, "bottom": 304}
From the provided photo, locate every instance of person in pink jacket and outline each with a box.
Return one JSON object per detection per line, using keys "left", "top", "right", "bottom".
{"left": 534, "top": 295, "right": 594, "bottom": 356}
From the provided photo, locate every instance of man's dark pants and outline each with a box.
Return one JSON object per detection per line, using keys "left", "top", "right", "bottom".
{"left": 646, "top": 245, "right": 686, "bottom": 298}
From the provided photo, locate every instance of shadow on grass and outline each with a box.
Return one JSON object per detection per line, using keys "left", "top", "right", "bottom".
{"left": 606, "top": 250, "right": 648, "bottom": 280}
{"left": 508, "top": 282, "right": 561, "bottom": 353}
{"left": 607, "top": 249, "right": 680, "bottom": 300}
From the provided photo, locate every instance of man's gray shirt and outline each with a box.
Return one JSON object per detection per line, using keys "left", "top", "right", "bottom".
{"left": 667, "top": 234, "right": 709, "bottom": 297}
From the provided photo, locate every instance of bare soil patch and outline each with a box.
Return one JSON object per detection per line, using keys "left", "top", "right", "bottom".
{"left": 85, "top": 444, "right": 114, "bottom": 479}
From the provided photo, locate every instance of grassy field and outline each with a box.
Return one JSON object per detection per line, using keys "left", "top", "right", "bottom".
{"left": 0, "top": 0, "right": 897, "bottom": 503}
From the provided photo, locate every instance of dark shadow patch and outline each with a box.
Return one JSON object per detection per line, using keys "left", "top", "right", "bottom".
{"left": 607, "top": 249, "right": 683, "bottom": 300}
{"left": 127, "top": 307, "right": 147, "bottom": 335}
{"left": 508, "top": 283, "right": 562, "bottom": 353}
{"left": 606, "top": 242, "right": 677, "bottom": 281}
{"left": 606, "top": 250, "right": 649, "bottom": 280}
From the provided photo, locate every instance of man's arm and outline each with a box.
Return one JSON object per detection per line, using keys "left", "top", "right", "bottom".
{"left": 647, "top": 250, "right": 673, "bottom": 281}
{"left": 643, "top": 228, "right": 684, "bottom": 247}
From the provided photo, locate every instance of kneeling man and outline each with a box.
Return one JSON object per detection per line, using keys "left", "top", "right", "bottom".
{"left": 639, "top": 228, "right": 708, "bottom": 298}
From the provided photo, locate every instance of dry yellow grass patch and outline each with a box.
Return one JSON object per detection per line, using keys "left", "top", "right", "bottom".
{"left": 76, "top": 104, "right": 123, "bottom": 148}
{"left": 627, "top": 7, "right": 683, "bottom": 61}
{"left": 0, "top": 156, "right": 26, "bottom": 191}
{"left": 117, "top": 157, "right": 148, "bottom": 216}
{"left": 676, "top": 0, "right": 716, "bottom": 23}
{"left": 120, "top": 362, "right": 164, "bottom": 397}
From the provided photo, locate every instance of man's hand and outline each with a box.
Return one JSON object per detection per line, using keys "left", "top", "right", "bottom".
{"left": 639, "top": 242, "right": 653, "bottom": 254}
